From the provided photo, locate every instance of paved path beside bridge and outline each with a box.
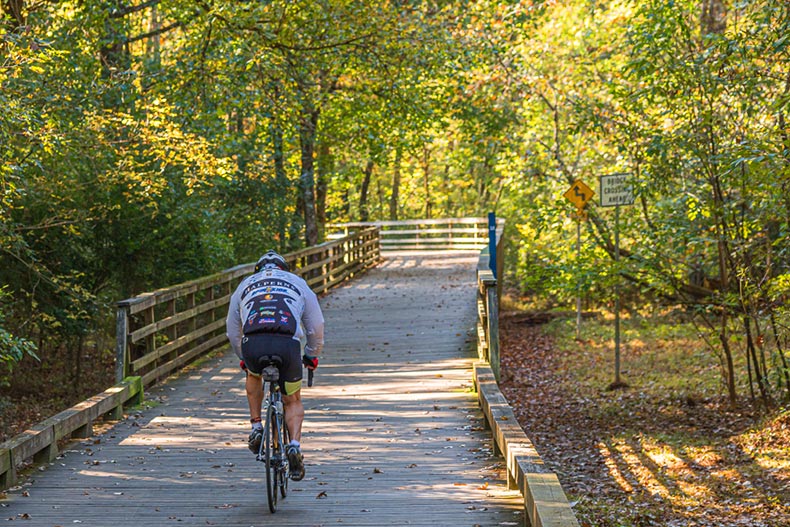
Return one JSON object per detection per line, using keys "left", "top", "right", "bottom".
{"left": 2, "top": 252, "right": 524, "bottom": 526}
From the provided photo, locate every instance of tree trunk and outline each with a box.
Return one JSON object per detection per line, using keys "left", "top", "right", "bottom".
{"left": 316, "top": 142, "right": 330, "bottom": 227}
{"left": 270, "top": 120, "right": 289, "bottom": 251}
{"left": 700, "top": 0, "right": 727, "bottom": 35}
{"left": 770, "top": 312, "right": 790, "bottom": 401}
{"left": 2, "top": 0, "right": 24, "bottom": 30}
{"left": 376, "top": 178, "right": 384, "bottom": 219}
{"left": 720, "top": 314, "right": 737, "bottom": 406}
{"left": 298, "top": 105, "right": 320, "bottom": 247}
{"left": 341, "top": 188, "right": 350, "bottom": 217}
{"left": 745, "top": 316, "right": 772, "bottom": 408}
{"left": 778, "top": 71, "right": 790, "bottom": 228}
{"left": 359, "top": 159, "right": 374, "bottom": 222}
{"left": 422, "top": 145, "right": 432, "bottom": 219}
{"left": 442, "top": 161, "right": 452, "bottom": 216}
{"left": 390, "top": 147, "right": 402, "bottom": 220}
{"left": 100, "top": 2, "right": 132, "bottom": 108}
{"left": 145, "top": 3, "right": 161, "bottom": 71}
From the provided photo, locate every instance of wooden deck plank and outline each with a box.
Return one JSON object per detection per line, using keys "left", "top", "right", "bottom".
{"left": 1, "top": 252, "right": 523, "bottom": 526}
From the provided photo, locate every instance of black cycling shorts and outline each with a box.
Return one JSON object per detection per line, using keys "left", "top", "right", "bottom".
{"left": 241, "top": 333, "right": 302, "bottom": 395}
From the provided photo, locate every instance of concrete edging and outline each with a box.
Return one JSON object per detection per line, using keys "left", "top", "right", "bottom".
{"left": 474, "top": 363, "right": 580, "bottom": 527}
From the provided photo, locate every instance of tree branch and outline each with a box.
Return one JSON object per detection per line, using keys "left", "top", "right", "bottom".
{"left": 109, "top": 0, "right": 161, "bottom": 19}
{"left": 125, "top": 20, "right": 182, "bottom": 44}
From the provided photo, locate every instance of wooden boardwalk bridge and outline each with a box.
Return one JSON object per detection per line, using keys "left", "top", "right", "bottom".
{"left": 1, "top": 220, "right": 578, "bottom": 527}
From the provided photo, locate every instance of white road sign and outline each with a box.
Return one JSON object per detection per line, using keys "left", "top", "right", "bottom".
{"left": 599, "top": 173, "right": 634, "bottom": 207}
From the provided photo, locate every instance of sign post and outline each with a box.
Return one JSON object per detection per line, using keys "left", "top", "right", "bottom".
{"left": 599, "top": 173, "right": 634, "bottom": 388}
{"left": 563, "top": 180, "right": 594, "bottom": 340}
{"left": 488, "top": 212, "right": 497, "bottom": 278}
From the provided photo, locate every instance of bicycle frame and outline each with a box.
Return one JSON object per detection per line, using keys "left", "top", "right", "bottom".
{"left": 258, "top": 364, "right": 289, "bottom": 512}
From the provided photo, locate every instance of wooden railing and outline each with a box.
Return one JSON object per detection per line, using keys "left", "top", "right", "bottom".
{"left": 328, "top": 217, "right": 501, "bottom": 251}
{"left": 0, "top": 229, "right": 380, "bottom": 492}
{"left": 473, "top": 221, "right": 581, "bottom": 527}
{"left": 1, "top": 376, "right": 143, "bottom": 489}
{"left": 476, "top": 226, "right": 505, "bottom": 381}
{"left": 115, "top": 227, "right": 380, "bottom": 386}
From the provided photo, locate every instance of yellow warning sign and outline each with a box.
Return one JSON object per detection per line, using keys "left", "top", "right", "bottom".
{"left": 563, "top": 180, "right": 595, "bottom": 209}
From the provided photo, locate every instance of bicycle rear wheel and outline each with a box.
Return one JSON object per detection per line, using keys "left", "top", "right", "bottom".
{"left": 278, "top": 414, "right": 289, "bottom": 498}
{"left": 264, "top": 403, "right": 278, "bottom": 512}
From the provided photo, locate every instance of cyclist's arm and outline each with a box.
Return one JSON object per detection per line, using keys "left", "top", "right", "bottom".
{"left": 225, "top": 287, "right": 244, "bottom": 359}
{"left": 302, "top": 288, "right": 324, "bottom": 358}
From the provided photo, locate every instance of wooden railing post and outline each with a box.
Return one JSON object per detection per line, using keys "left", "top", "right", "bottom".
{"left": 479, "top": 271, "right": 500, "bottom": 382}
{"left": 115, "top": 304, "right": 129, "bottom": 383}
{"left": 486, "top": 280, "right": 500, "bottom": 382}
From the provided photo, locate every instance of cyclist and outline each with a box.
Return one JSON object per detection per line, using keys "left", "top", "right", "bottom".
{"left": 226, "top": 250, "right": 323, "bottom": 481}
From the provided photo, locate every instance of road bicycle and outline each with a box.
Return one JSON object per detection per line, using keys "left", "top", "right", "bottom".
{"left": 256, "top": 356, "right": 313, "bottom": 513}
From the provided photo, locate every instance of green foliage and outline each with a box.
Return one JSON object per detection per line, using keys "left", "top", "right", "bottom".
{"left": 0, "top": 326, "right": 38, "bottom": 387}
{"left": 0, "top": 288, "right": 38, "bottom": 387}
{"left": 2, "top": 0, "right": 790, "bottom": 407}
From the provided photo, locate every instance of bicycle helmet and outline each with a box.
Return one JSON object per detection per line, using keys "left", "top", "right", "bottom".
{"left": 254, "top": 250, "right": 290, "bottom": 272}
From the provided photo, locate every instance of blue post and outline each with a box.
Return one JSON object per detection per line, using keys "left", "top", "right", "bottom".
{"left": 488, "top": 212, "right": 497, "bottom": 278}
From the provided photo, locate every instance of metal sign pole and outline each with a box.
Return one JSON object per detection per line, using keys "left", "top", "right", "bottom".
{"left": 614, "top": 204, "right": 621, "bottom": 385}
{"left": 599, "top": 172, "right": 633, "bottom": 388}
{"left": 576, "top": 215, "right": 582, "bottom": 340}
{"left": 488, "top": 212, "right": 497, "bottom": 278}
{"left": 563, "top": 180, "right": 595, "bottom": 342}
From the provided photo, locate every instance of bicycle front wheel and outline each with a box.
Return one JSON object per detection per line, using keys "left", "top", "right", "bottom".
{"left": 264, "top": 403, "right": 277, "bottom": 513}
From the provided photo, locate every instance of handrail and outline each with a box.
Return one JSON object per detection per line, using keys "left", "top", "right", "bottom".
{"left": 0, "top": 377, "right": 143, "bottom": 489}
{"left": 1, "top": 229, "right": 381, "bottom": 492}
{"left": 473, "top": 220, "right": 581, "bottom": 527}
{"left": 328, "top": 217, "right": 504, "bottom": 252}
{"left": 476, "top": 220, "right": 505, "bottom": 379}
{"left": 115, "top": 228, "right": 381, "bottom": 387}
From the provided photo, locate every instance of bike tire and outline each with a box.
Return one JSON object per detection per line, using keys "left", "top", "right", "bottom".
{"left": 264, "top": 403, "right": 277, "bottom": 513}
{"left": 279, "top": 414, "right": 289, "bottom": 498}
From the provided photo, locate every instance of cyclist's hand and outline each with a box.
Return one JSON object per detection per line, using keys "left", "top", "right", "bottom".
{"left": 239, "top": 360, "right": 248, "bottom": 371}
{"left": 302, "top": 354, "right": 318, "bottom": 370}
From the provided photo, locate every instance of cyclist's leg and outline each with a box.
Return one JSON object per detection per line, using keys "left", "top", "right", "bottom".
{"left": 245, "top": 373, "right": 264, "bottom": 422}
{"left": 282, "top": 390, "right": 304, "bottom": 442}
{"left": 275, "top": 336, "right": 304, "bottom": 442}
{"left": 268, "top": 336, "right": 306, "bottom": 480}
{"left": 241, "top": 335, "right": 267, "bottom": 423}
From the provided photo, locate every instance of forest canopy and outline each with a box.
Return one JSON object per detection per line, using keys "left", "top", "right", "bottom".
{"left": 1, "top": 0, "right": 789, "bottom": 404}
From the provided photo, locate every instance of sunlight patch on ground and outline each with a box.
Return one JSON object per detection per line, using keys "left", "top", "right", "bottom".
{"left": 752, "top": 453, "right": 790, "bottom": 473}
{"left": 120, "top": 415, "right": 241, "bottom": 448}
{"left": 613, "top": 439, "right": 672, "bottom": 499}
{"left": 597, "top": 441, "right": 633, "bottom": 493}
{"left": 76, "top": 469, "right": 228, "bottom": 486}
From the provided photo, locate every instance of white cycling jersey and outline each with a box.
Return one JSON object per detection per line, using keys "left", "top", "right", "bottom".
{"left": 226, "top": 266, "right": 324, "bottom": 360}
